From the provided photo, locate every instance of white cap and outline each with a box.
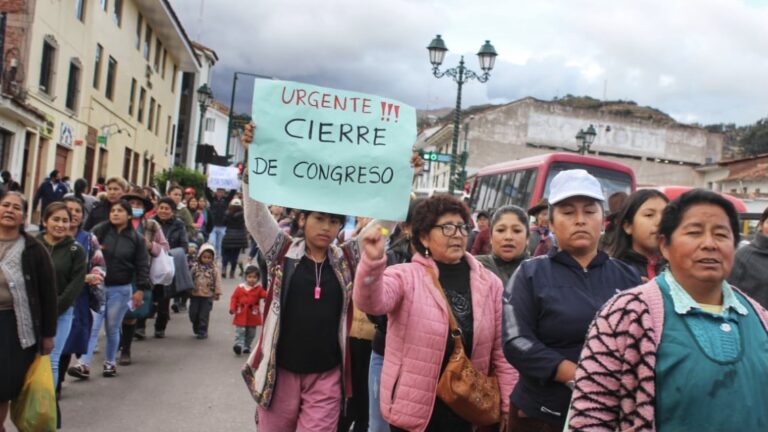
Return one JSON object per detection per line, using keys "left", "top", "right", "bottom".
{"left": 231, "top": 198, "right": 243, "bottom": 206}
{"left": 548, "top": 169, "right": 605, "bottom": 205}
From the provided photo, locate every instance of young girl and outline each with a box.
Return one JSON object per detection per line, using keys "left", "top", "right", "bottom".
{"left": 189, "top": 244, "right": 222, "bottom": 339}
{"left": 230, "top": 265, "right": 267, "bottom": 355}
{"left": 607, "top": 189, "right": 670, "bottom": 281}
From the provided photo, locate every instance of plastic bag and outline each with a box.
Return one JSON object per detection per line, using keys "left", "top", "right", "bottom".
{"left": 11, "top": 354, "right": 57, "bottom": 432}
{"left": 150, "top": 249, "right": 175, "bottom": 286}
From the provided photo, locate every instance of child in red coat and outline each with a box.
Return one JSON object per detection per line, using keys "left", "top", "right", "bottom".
{"left": 229, "top": 265, "right": 267, "bottom": 355}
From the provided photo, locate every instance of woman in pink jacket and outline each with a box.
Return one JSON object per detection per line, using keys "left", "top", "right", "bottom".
{"left": 355, "top": 195, "right": 517, "bottom": 432}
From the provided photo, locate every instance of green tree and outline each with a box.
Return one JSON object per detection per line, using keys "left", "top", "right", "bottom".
{"left": 152, "top": 165, "right": 207, "bottom": 196}
{"left": 740, "top": 119, "right": 768, "bottom": 156}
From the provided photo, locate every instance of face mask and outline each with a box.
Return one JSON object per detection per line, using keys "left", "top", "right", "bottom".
{"left": 132, "top": 208, "right": 145, "bottom": 218}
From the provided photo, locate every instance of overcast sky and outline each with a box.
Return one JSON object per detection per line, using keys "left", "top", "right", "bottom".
{"left": 169, "top": 0, "right": 768, "bottom": 126}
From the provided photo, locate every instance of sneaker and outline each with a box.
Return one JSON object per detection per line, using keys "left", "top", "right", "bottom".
{"left": 134, "top": 328, "right": 146, "bottom": 340}
{"left": 102, "top": 363, "right": 117, "bottom": 377}
{"left": 243, "top": 347, "right": 251, "bottom": 354}
{"left": 119, "top": 352, "right": 131, "bottom": 366}
{"left": 233, "top": 345, "right": 242, "bottom": 355}
{"left": 154, "top": 330, "right": 165, "bottom": 339}
{"left": 196, "top": 332, "right": 208, "bottom": 340}
{"left": 67, "top": 364, "right": 90, "bottom": 380}
{"left": 171, "top": 303, "right": 179, "bottom": 313}
{"left": 221, "top": 272, "right": 227, "bottom": 279}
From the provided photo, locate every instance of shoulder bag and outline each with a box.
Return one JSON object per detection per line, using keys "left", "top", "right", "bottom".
{"left": 426, "top": 266, "right": 501, "bottom": 426}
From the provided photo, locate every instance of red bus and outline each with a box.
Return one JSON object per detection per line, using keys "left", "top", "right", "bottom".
{"left": 468, "top": 152, "right": 636, "bottom": 212}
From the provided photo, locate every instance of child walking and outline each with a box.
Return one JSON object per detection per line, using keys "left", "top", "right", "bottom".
{"left": 230, "top": 265, "right": 267, "bottom": 355}
{"left": 189, "top": 243, "right": 222, "bottom": 339}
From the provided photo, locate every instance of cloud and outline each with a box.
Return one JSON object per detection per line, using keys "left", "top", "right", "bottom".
{"left": 170, "top": 0, "right": 768, "bottom": 125}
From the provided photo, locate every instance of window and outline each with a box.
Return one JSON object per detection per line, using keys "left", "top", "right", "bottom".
{"left": 100, "top": 0, "right": 107, "bottom": 11}
{"left": 143, "top": 25, "right": 152, "bottom": 60}
{"left": 155, "top": 104, "right": 161, "bottom": 136}
{"left": 135, "top": 14, "right": 143, "bottom": 49}
{"left": 137, "top": 87, "right": 146, "bottom": 123}
{"left": 123, "top": 148, "right": 131, "bottom": 180}
{"left": 128, "top": 78, "right": 136, "bottom": 115}
{"left": 170, "top": 63, "right": 177, "bottom": 92}
{"left": 65, "top": 60, "right": 81, "bottom": 111}
{"left": 166, "top": 115, "right": 172, "bottom": 145}
{"left": 111, "top": 0, "right": 122, "bottom": 26}
{"left": 204, "top": 118, "right": 215, "bottom": 132}
{"left": 39, "top": 39, "right": 57, "bottom": 94}
{"left": 147, "top": 97, "right": 156, "bottom": 131}
{"left": 153, "top": 39, "right": 162, "bottom": 71}
{"left": 105, "top": 56, "right": 117, "bottom": 100}
{"left": 161, "top": 50, "right": 167, "bottom": 78}
{"left": 75, "top": 0, "right": 86, "bottom": 21}
{"left": 92, "top": 44, "right": 102, "bottom": 89}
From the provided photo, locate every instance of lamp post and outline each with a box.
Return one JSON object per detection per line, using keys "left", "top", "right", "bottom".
{"left": 428, "top": 35, "right": 497, "bottom": 195}
{"left": 225, "top": 71, "right": 274, "bottom": 161}
{"left": 195, "top": 83, "right": 213, "bottom": 172}
{"left": 575, "top": 124, "right": 597, "bottom": 155}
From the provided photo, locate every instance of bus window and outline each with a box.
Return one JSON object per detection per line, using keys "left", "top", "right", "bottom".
{"left": 543, "top": 162, "right": 632, "bottom": 207}
{"left": 472, "top": 176, "right": 490, "bottom": 211}
{"left": 518, "top": 168, "right": 537, "bottom": 209}
{"left": 486, "top": 174, "right": 502, "bottom": 211}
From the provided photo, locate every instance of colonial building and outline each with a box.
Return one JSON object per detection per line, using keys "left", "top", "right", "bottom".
{"left": 415, "top": 97, "right": 725, "bottom": 193}
{"left": 0, "top": 0, "right": 199, "bottom": 212}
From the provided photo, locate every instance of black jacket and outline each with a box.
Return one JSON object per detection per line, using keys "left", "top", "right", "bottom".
{"left": 222, "top": 209, "right": 248, "bottom": 250}
{"left": 32, "top": 179, "right": 66, "bottom": 212}
{"left": 19, "top": 234, "right": 59, "bottom": 346}
{"left": 92, "top": 222, "right": 151, "bottom": 291}
{"left": 729, "top": 233, "right": 768, "bottom": 309}
{"left": 205, "top": 189, "right": 236, "bottom": 227}
{"left": 154, "top": 216, "right": 189, "bottom": 250}
{"left": 83, "top": 199, "right": 110, "bottom": 231}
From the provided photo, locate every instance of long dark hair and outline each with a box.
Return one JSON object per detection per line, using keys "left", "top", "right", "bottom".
{"left": 607, "top": 189, "right": 669, "bottom": 258}
{"left": 74, "top": 178, "right": 88, "bottom": 201}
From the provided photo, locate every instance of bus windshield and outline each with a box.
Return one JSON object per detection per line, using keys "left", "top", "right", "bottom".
{"left": 543, "top": 162, "right": 633, "bottom": 205}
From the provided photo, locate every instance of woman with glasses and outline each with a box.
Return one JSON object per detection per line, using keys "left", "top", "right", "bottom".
{"left": 355, "top": 194, "right": 517, "bottom": 432}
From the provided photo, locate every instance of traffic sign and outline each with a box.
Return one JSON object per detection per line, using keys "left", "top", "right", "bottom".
{"left": 421, "top": 151, "right": 453, "bottom": 163}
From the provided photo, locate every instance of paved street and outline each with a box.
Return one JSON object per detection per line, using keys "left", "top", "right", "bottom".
{"left": 5, "top": 271, "right": 256, "bottom": 432}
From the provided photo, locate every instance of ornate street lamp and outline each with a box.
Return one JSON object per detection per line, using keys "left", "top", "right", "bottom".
{"left": 195, "top": 83, "right": 214, "bottom": 171}
{"left": 427, "top": 34, "right": 497, "bottom": 195}
{"left": 576, "top": 124, "right": 597, "bottom": 155}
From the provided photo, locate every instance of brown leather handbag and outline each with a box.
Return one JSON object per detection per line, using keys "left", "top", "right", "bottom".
{"left": 427, "top": 267, "right": 501, "bottom": 426}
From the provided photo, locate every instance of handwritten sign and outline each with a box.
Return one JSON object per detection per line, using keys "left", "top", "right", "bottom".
{"left": 249, "top": 79, "right": 415, "bottom": 221}
{"left": 207, "top": 165, "right": 240, "bottom": 190}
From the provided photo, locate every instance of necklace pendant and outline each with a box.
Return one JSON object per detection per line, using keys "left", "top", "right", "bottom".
{"left": 314, "top": 285, "right": 321, "bottom": 300}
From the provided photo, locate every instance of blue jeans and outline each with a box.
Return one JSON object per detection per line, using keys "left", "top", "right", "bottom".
{"left": 368, "top": 351, "right": 387, "bottom": 432}
{"left": 80, "top": 285, "right": 132, "bottom": 365}
{"left": 208, "top": 225, "right": 226, "bottom": 258}
{"left": 80, "top": 306, "right": 104, "bottom": 366}
{"left": 50, "top": 306, "right": 74, "bottom": 385}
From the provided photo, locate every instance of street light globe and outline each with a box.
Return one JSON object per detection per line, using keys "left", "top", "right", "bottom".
{"left": 196, "top": 83, "right": 214, "bottom": 107}
{"left": 584, "top": 124, "right": 597, "bottom": 145}
{"left": 427, "top": 34, "right": 448, "bottom": 67}
{"left": 477, "top": 40, "right": 498, "bottom": 72}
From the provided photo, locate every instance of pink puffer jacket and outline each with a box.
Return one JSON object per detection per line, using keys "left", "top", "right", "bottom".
{"left": 354, "top": 252, "right": 518, "bottom": 432}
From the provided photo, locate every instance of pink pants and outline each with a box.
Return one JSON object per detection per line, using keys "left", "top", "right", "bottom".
{"left": 256, "top": 367, "right": 342, "bottom": 432}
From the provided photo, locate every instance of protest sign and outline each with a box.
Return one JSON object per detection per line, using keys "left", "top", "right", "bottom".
{"left": 207, "top": 165, "right": 240, "bottom": 190}
{"left": 249, "top": 79, "right": 415, "bottom": 221}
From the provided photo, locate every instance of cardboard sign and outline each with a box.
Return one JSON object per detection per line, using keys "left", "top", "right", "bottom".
{"left": 207, "top": 165, "right": 240, "bottom": 190}
{"left": 248, "top": 79, "right": 415, "bottom": 221}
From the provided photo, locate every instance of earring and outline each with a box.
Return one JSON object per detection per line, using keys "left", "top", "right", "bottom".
{"left": 425, "top": 248, "right": 430, "bottom": 257}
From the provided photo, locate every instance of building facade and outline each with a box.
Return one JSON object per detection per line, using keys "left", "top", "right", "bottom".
{"left": 416, "top": 97, "right": 725, "bottom": 193}
{"left": 0, "top": 0, "right": 199, "bottom": 214}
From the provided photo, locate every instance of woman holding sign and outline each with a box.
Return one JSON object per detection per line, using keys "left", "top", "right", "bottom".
{"left": 240, "top": 123, "right": 399, "bottom": 431}
{"left": 355, "top": 195, "right": 518, "bottom": 432}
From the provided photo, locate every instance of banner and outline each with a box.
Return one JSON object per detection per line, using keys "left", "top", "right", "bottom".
{"left": 248, "top": 79, "right": 415, "bottom": 221}
{"left": 207, "top": 165, "right": 240, "bottom": 190}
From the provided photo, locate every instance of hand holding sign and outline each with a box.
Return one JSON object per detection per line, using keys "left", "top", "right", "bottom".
{"left": 247, "top": 80, "right": 416, "bottom": 221}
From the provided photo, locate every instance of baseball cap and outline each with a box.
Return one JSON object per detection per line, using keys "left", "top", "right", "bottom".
{"left": 548, "top": 169, "right": 605, "bottom": 205}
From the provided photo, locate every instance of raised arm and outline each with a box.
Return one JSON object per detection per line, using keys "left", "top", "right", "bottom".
{"left": 353, "top": 227, "right": 406, "bottom": 316}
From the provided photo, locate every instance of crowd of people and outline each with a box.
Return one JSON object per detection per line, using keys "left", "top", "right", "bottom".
{"left": 3, "top": 126, "right": 768, "bottom": 431}
{"left": 0, "top": 173, "right": 266, "bottom": 430}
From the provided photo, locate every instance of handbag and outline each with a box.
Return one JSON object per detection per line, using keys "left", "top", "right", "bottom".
{"left": 124, "top": 288, "right": 153, "bottom": 320}
{"left": 426, "top": 267, "right": 501, "bottom": 426}
{"left": 11, "top": 355, "right": 57, "bottom": 431}
{"left": 150, "top": 248, "right": 175, "bottom": 286}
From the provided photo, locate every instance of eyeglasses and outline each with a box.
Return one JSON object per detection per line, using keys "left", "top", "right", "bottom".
{"left": 433, "top": 223, "right": 471, "bottom": 237}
